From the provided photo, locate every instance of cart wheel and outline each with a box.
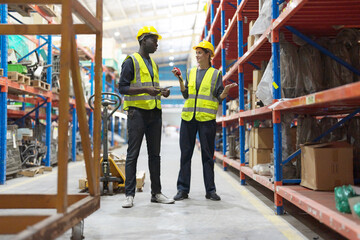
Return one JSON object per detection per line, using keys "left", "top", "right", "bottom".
{"left": 71, "top": 220, "right": 84, "bottom": 240}
{"left": 108, "top": 181, "right": 114, "bottom": 195}
{"left": 100, "top": 181, "right": 104, "bottom": 195}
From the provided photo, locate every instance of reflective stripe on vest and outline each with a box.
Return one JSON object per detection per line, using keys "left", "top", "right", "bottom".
{"left": 123, "top": 53, "right": 161, "bottom": 110}
{"left": 181, "top": 67, "right": 220, "bottom": 122}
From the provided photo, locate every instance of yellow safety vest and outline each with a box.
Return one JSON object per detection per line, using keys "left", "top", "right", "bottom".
{"left": 182, "top": 67, "right": 220, "bottom": 122}
{"left": 123, "top": 53, "right": 161, "bottom": 110}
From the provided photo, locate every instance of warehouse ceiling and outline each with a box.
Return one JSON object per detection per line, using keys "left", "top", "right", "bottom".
{"left": 78, "top": 0, "right": 208, "bottom": 67}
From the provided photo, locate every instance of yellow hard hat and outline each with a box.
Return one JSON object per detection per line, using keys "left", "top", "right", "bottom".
{"left": 136, "top": 26, "right": 162, "bottom": 41}
{"left": 193, "top": 40, "right": 214, "bottom": 56}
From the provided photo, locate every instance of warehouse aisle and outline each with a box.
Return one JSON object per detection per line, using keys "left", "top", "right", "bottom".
{"left": 1, "top": 132, "right": 313, "bottom": 240}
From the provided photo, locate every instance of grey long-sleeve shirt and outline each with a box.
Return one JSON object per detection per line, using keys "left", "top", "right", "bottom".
{"left": 181, "top": 68, "right": 224, "bottom": 103}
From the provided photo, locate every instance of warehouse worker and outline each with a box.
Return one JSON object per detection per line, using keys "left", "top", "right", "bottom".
{"left": 171, "top": 40, "right": 237, "bottom": 201}
{"left": 119, "top": 26, "right": 175, "bottom": 208}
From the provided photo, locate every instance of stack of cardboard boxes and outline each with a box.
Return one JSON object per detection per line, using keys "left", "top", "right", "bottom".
{"left": 249, "top": 128, "right": 273, "bottom": 168}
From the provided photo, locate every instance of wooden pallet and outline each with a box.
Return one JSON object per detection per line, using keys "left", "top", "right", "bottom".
{"left": 31, "top": 80, "right": 51, "bottom": 91}
{"left": 8, "top": 71, "right": 24, "bottom": 82}
{"left": 19, "top": 166, "right": 45, "bottom": 177}
{"left": 8, "top": 4, "right": 32, "bottom": 17}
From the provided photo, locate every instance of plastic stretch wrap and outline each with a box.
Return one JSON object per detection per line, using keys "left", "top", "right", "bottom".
{"left": 253, "top": 163, "right": 271, "bottom": 176}
{"left": 324, "top": 29, "right": 360, "bottom": 88}
{"left": 319, "top": 117, "right": 346, "bottom": 143}
{"left": 282, "top": 115, "right": 296, "bottom": 180}
{"left": 297, "top": 44, "right": 323, "bottom": 96}
{"left": 249, "top": 0, "right": 271, "bottom": 36}
{"left": 280, "top": 36, "right": 299, "bottom": 98}
{"left": 256, "top": 56, "right": 273, "bottom": 105}
{"left": 334, "top": 185, "right": 357, "bottom": 213}
{"left": 348, "top": 117, "right": 360, "bottom": 179}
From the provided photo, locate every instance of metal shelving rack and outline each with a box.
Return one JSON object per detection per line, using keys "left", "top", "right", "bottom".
{"left": 0, "top": 0, "right": 103, "bottom": 238}
{"left": 204, "top": 0, "right": 360, "bottom": 238}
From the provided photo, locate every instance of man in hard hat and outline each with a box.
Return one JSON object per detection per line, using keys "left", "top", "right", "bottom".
{"left": 119, "top": 26, "right": 175, "bottom": 208}
{"left": 171, "top": 40, "right": 237, "bottom": 201}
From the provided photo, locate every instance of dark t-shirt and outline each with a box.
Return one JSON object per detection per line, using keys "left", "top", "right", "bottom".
{"left": 182, "top": 68, "right": 224, "bottom": 103}
{"left": 118, "top": 54, "right": 155, "bottom": 95}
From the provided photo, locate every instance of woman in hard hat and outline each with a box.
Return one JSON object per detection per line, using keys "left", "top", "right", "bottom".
{"left": 171, "top": 40, "right": 237, "bottom": 201}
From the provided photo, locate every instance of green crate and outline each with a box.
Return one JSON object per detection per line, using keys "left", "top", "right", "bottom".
{"left": 8, "top": 64, "right": 27, "bottom": 74}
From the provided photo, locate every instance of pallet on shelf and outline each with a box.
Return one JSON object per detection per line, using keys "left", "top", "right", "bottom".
{"left": 8, "top": 4, "right": 32, "bottom": 17}
{"left": 31, "top": 80, "right": 51, "bottom": 91}
{"left": 7, "top": 71, "right": 24, "bottom": 83}
{"left": 18, "top": 166, "right": 45, "bottom": 177}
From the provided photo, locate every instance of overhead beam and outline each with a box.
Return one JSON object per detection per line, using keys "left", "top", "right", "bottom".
{"left": 104, "top": 10, "right": 203, "bottom": 30}
{"left": 0, "top": 24, "right": 95, "bottom": 35}
{"left": 152, "top": 51, "right": 190, "bottom": 59}
{"left": 120, "top": 33, "right": 200, "bottom": 48}
{"left": 73, "top": 0, "right": 102, "bottom": 32}
{"left": 158, "top": 61, "right": 187, "bottom": 67}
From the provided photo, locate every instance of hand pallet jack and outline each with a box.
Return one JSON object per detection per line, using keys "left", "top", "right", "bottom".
{"left": 88, "top": 92, "right": 125, "bottom": 195}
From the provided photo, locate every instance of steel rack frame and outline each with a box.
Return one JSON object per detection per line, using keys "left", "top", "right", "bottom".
{"left": 205, "top": 0, "right": 360, "bottom": 238}
{"left": 0, "top": 0, "right": 103, "bottom": 239}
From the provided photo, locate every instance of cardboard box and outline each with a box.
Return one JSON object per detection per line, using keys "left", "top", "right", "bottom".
{"left": 251, "top": 91, "right": 258, "bottom": 110}
{"left": 250, "top": 148, "right": 272, "bottom": 168}
{"left": 300, "top": 142, "right": 354, "bottom": 191}
{"left": 79, "top": 178, "right": 88, "bottom": 190}
{"left": 253, "top": 70, "right": 262, "bottom": 91}
{"left": 249, "top": 148, "right": 253, "bottom": 167}
{"left": 250, "top": 128, "right": 255, "bottom": 148}
{"left": 254, "top": 128, "right": 273, "bottom": 149}
{"left": 248, "top": 35, "right": 255, "bottom": 49}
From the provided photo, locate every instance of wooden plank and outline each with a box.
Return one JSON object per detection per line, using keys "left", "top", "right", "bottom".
{"left": 15, "top": 196, "right": 100, "bottom": 239}
{"left": 0, "top": 24, "right": 95, "bottom": 35}
{"left": 72, "top": 0, "right": 102, "bottom": 33}
{"left": 93, "top": 0, "right": 103, "bottom": 195}
{"left": 70, "top": 31, "right": 96, "bottom": 196}
{"left": 57, "top": 0, "right": 72, "bottom": 214}
{"left": 0, "top": 216, "right": 48, "bottom": 234}
{"left": 18, "top": 166, "right": 44, "bottom": 177}
{"left": 0, "top": 194, "right": 87, "bottom": 209}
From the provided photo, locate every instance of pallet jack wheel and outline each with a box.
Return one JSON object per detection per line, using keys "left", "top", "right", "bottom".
{"left": 99, "top": 181, "right": 104, "bottom": 195}
{"left": 108, "top": 181, "right": 114, "bottom": 195}
{"left": 71, "top": 220, "right": 84, "bottom": 240}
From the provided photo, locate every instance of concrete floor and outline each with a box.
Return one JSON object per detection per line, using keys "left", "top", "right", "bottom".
{"left": 0, "top": 132, "right": 343, "bottom": 240}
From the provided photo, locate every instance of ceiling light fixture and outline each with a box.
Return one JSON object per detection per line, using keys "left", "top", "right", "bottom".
{"left": 169, "top": 62, "right": 174, "bottom": 66}
{"left": 114, "top": 32, "right": 120, "bottom": 37}
{"left": 169, "top": 49, "right": 174, "bottom": 53}
{"left": 121, "top": 43, "right": 127, "bottom": 48}
{"left": 169, "top": 56, "right": 174, "bottom": 61}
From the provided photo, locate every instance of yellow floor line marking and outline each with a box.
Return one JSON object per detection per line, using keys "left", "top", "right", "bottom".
{"left": 0, "top": 161, "right": 83, "bottom": 193}
{"left": 215, "top": 164, "right": 306, "bottom": 240}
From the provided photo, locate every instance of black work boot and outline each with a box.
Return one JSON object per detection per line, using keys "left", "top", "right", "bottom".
{"left": 173, "top": 191, "right": 188, "bottom": 201}
{"left": 205, "top": 192, "right": 221, "bottom": 201}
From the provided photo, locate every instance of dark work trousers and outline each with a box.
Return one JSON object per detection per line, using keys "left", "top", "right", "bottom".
{"left": 125, "top": 107, "right": 162, "bottom": 197}
{"left": 177, "top": 118, "right": 217, "bottom": 194}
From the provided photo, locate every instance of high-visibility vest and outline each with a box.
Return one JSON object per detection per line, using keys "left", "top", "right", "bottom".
{"left": 182, "top": 67, "right": 220, "bottom": 122}
{"left": 123, "top": 53, "right": 161, "bottom": 110}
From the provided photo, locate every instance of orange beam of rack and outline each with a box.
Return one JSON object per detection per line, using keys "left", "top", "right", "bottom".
{"left": 277, "top": 185, "right": 360, "bottom": 240}
{"left": 241, "top": 166, "right": 274, "bottom": 191}
{"left": 0, "top": 24, "right": 95, "bottom": 35}
{"left": 1, "top": 0, "right": 62, "bottom": 3}
{"left": 274, "top": 81, "right": 360, "bottom": 115}
{"left": 0, "top": 77, "right": 52, "bottom": 98}
{"left": 214, "top": 151, "right": 241, "bottom": 170}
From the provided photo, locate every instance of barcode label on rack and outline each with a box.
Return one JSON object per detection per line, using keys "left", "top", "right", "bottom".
{"left": 19, "top": 84, "right": 25, "bottom": 90}
{"left": 306, "top": 95, "right": 315, "bottom": 105}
